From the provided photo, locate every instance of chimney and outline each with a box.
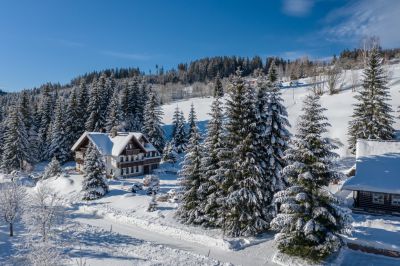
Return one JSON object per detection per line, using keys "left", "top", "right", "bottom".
{"left": 111, "top": 127, "right": 118, "bottom": 138}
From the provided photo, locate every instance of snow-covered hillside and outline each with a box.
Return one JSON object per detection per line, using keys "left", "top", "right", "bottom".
{"left": 161, "top": 63, "right": 400, "bottom": 157}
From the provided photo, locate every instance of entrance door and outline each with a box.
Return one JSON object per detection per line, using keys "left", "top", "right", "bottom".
{"left": 144, "top": 165, "right": 150, "bottom": 175}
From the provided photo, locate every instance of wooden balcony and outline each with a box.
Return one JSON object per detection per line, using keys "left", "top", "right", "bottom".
{"left": 125, "top": 149, "right": 141, "bottom": 155}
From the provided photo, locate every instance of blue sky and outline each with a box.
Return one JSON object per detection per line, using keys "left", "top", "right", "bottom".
{"left": 1, "top": 0, "right": 399, "bottom": 91}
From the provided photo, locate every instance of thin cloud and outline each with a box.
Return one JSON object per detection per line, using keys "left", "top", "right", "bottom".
{"left": 321, "top": 0, "right": 400, "bottom": 48}
{"left": 101, "top": 50, "right": 157, "bottom": 61}
{"left": 49, "top": 38, "right": 85, "bottom": 48}
{"left": 282, "top": 0, "right": 314, "bottom": 17}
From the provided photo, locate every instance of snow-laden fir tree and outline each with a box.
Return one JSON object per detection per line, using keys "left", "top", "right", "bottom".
{"left": 143, "top": 90, "right": 165, "bottom": 151}
{"left": 258, "top": 63, "right": 291, "bottom": 192}
{"left": 348, "top": 48, "right": 395, "bottom": 153}
{"left": 220, "top": 69, "right": 272, "bottom": 237}
{"left": 213, "top": 73, "right": 224, "bottom": 98}
{"left": 105, "top": 89, "right": 124, "bottom": 132}
{"left": 47, "top": 99, "right": 70, "bottom": 162}
{"left": 162, "top": 141, "right": 178, "bottom": 165}
{"left": 171, "top": 108, "right": 187, "bottom": 153}
{"left": 198, "top": 91, "right": 225, "bottom": 227}
{"left": 81, "top": 143, "right": 109, "bottom": 200}
{"left": 65, "top": 88, "right": 81, "bottom": 151}
{"left": 38, "top": 85, "right": 54, "bottom": 160}
{"left": 1, "top": 106, "right": 33, "bottom": 173}
{"left": 271, "top": 93, "right": 352, "bottom": 262}
{"left": 171, "top": 107, "right": 181, "bottom": 140}
{"left": 187, "top": 103, "right": 197, "bottom": 140}
{"left": 42, "top": 157, "right": 62, "bottom": 179}
{"left": 176, "top": 124, "right": 203, "bottom": 224}
{"left": 76, "top": 80, "right": 89, "bottom": 134}
{"left": 85, "top": 77, "right": 106, "bottom": 132}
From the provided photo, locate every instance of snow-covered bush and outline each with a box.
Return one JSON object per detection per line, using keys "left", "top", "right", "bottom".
{"left": 0, "top": 181, "right": 26, "bottom": 236}
{"left": 147, "top": 192, "right": 158, "bottom": 212}
{"left": 130, "top": 182, "right": 143, "bottom": 193}
{"left": 42, "top": 157, "right": 62, "bottom": 179}
{"left": 143, "top": 174, "right": 160, "bottom": 187}
{"left": 25, "top": 240, "right": 65, "bottom": 266}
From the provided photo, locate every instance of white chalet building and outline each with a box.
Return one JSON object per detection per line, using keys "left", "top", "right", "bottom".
{"left": 71, "top": 131, "right": 161, "bottom": 178}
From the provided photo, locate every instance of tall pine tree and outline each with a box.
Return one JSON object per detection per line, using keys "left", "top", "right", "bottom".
{"left": 143, "top": 91, "right": 165, "bottom": 151}
{"left": 348, "top": 48, "right": 395, "bottom": 153}
{"left": 177, "top": 124, "right": 203, "bottom": 224}
{"left": 82, "top": 143, "right": 109, "bottom": 200}
{"left": 1, "top": 106, "right": 33, "bottom": 173}
{"left": 271, "top": 94, "right": 352, "bottom": 262}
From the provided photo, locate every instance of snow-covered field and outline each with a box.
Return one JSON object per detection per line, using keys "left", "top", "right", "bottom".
{"left": 2, "top": 64, "right": 400, "bottom": 265}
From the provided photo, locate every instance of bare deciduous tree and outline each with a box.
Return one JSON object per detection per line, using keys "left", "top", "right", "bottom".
{"left": 0, "top": 181, "right": 26, "bottom": 236}
{"left": 23, "top": 184, "right": 64, "bottom": 242}
{"left": 326, "top": 63, "right": 344, "bottom": 95}
{"left": 350, "top": 70, "right": 359, "bottom": 92}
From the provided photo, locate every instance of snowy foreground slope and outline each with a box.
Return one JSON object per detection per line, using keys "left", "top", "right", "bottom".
{"left": 162, "top": 63, "right": 400, "bottom": 157}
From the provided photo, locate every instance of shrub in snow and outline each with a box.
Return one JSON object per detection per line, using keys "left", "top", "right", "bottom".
{"left": 271, "top": 94, "right": 352, "bottom": 262}
{"left": 0, "top": 181, "right": 26, "bottom": 236}
{"left": 23, "top": 184, "right": 64, "bottom": 242}
{"left": 42, "top": 157, "right": 62, "bottom": 179}
{"left": 147, "top": 192, "right": 158, "bottom": 212}
{"left": 143, "top": 174, "right": 160, "bottom": 187}
{"left": 81, "top": 143, "right": 109, "bottom": 200}
{"left": 130, "top": 182, "right": 143, "bottom": 193}
{"left": 25, "top": 240, "right": 65, "bottom": 266}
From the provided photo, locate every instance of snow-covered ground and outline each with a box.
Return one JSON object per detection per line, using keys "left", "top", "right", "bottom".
{"left": 162, "top": 63, "right": 400, "bottom": 157}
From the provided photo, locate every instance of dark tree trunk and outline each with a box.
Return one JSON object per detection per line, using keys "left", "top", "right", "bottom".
{"left": 9, "top": 223, "right": 13, "bottom": 237}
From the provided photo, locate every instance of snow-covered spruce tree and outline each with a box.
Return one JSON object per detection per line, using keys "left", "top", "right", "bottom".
{"left": 198, "top": 93, "right": 225, "bottom": 227}
{"left": 213, "top": 73, "right": 224, "bottom": 98}
{"left": 42, "top": 157, "right": 62, "bottom": 179}
{"left": 1, "top": 106, "right": 33, "bottom": 173}
{"left": 47, "top": 99, "right": 70, "bottom": 162}
{"left": 271, "top": 93, "right": 352, "bottom": 262}
{"left": 348, "top": 48, "right": 395, "bottom": 153}
{"left": 76, "top": 80, "right": 89, "bottom": 134}
{"left": 81, "top": 143, "right": 109, "bottom": 200}
{"left": 220, "top": 69, "right": 272, "bottom": 237}
{"left": 85, "top": 77, "right": 105, "bottom": 132}
{"left": 176, "top": 124, "right": 203, "bottom": 224}
{"left": 38, "top": 85, "right": 54, "bottom": 160}
{"left": 65, "top": 87, "right": 81, "bottom": 151}
{"left": 171, "top": 107, "right": 181, "bottom": 140}
{"left": 0, "top": 181, "right": 26, "bottom": 236}
{"left": 187, "top": 103, "right": 197, "bottom": 140}
{"left": 143, "top": 91, "right": 165, "bottom": 151}
{"left": 105, "top": 89, "right": 123, "bottom": 132}
{"left": 162, "top": 141, "right": 178, "bottom": 165}
{"left": 172, "top": 109, "right": 187, "bottom": 153}
{"left": 257, "top": 66, "right": 291, "bottom": 192}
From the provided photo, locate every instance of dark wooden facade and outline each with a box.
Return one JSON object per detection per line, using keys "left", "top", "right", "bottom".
{"left": 353, "top": 190, "right": 400, "bottom": 215}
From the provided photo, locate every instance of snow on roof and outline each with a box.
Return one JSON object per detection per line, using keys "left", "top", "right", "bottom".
{"left": 71, "top": 131, "right": 157, "bottom": 156}
{"left": 342, "top": 139, "right": 400, "bottom": 194}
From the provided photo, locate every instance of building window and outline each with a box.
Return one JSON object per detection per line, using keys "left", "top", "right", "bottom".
{"left": 136, "top": 166, "right": 139, "bottom": 172}
{"left": 392, "top": 195, "right": 400, "bottom": 206}
{"left": 121, "top": 168, "right": 124, "bottom": 175}
{"left": 120, "top": 156, "right": 124, "bottom": 162}
{"left": 131, "top": 167, "right": 134, "bottom": 174}
{"left": 372, "top": 193, "right": 384, "bottom": 204}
